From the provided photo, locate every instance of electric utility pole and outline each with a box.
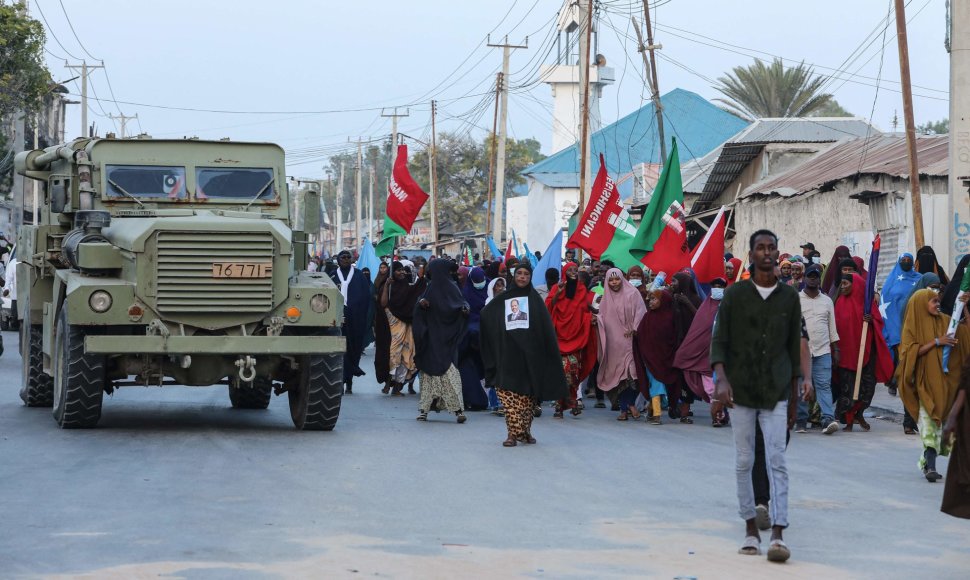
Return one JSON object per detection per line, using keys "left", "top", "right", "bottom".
{"left": 430, "top": 99, "right": 439, "bottom": 243}
{"left": 381, "top": 107, "right": 410, "bottom": 171}
{"left": 368, "top": 164, "right": 375, "bottom": 242}
{"left": 355, "top": 137, "right": 363, "bottom": 249}
{"left": 488, "top": 35, "right": 528, "bottom": 244}
{"left": 577, "top": 0, "right": 593, "bottom": 258}
{"left": 337, "top": 161, "right": 345, "bottom": 251}
{"left": 108, "top": 112, "right": 138, "bottom": 138}
{"left": 894, "top": 0, "right": 925, "bottom": 249}
{"left": 65, "top": 61, "right": 105, "bottom": 137}
{"left": 634, "top": 4, "right": 666, "bottom": 162}
{"left": 485, "top": 72, "right": 502, "bottom": 237}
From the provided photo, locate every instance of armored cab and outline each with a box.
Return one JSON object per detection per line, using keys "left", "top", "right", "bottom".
{"left": 14, "top": 137, "right": 344, "bottom": 430}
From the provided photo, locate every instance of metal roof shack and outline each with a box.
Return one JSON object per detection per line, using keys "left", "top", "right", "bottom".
{"left": 685, "top": 117, "right": 880, "bottom": 213}
{"left": 740, "top": 134, "right": 948, "bottom": 200}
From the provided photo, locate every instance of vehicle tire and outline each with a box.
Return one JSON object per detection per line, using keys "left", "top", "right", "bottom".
{"left": 19, "top": 296, "right": 54, "bottom": 407}
{"left": 229, "top": 377, "right": 273, "bottom": 409}
{"left": 288, "top": 351, "right": 342, "bottom": 431}
{"left": 51, "top": 307, "right": 106, "bottom": 428}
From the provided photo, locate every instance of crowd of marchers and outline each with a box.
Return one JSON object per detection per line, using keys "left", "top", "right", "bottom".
{"left": 315, "top": 232, "right": 969, "bottom": 563}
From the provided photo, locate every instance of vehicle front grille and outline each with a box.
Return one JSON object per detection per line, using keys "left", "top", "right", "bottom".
{"left": 155, "top": 231, "right": 275, "bottom": 313}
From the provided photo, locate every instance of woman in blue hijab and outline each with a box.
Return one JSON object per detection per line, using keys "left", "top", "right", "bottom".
{"left": 457, "top": 267, "right": 490, "bottom": 410}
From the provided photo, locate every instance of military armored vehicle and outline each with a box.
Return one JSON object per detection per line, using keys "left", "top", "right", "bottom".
{"left": 14, "top": 137, "right": 345, "bottom": 430}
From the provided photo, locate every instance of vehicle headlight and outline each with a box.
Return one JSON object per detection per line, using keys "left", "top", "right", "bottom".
{"left": 89, "top": 290, "right": 112, "bottom": 313}
{"left": 310, "top": 293, "right": 329, "bottom": 313}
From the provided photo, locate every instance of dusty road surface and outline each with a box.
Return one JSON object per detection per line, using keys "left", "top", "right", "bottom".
{"left": 1, "top": 333, "right": 968, "bottom": 579}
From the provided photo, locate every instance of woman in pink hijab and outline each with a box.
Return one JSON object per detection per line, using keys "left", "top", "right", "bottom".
{"left": 595, "top": 268, "right": 647, "bottom": 420}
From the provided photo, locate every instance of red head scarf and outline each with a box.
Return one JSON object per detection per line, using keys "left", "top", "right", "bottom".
{"left": 834, "top": 273, "right": 894, "bottom": 382}
{"left": 726, "top": 258, "right": 743, "bottom": 286}
{"left": 822, "top": 245, "right": 852, "bottom": 294}
{"left": 546, "top": 267, "right": 594, "bottom": 355}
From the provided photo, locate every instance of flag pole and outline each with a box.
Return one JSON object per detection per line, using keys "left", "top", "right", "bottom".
{"left": 852, "top": 322, "right": 869, "bottom": 401}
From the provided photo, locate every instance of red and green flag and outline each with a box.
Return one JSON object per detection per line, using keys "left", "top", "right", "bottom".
{"left": 566, "top": 154, "right": 641, "bottom": 269}
{"left": 375, "top": 145, "right": 429, "bottom": 256}
{"left": 633, "top": 138, "right": 690, "bottom": 276}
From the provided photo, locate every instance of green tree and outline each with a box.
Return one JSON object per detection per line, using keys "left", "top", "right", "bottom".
{"left": 808, "top": 98, "right": 853, "bottom": 117}
{"left": 408, "top": 133, "right": 545, "bottom": 234}
{"left": 0, "top": 2, "right": 51, "bottom": 120}
{"left": 917, "top": 118, "right": 949, "bottom": 135}
{"left": 713, "top": 58, "right": 834, "bottom": 121}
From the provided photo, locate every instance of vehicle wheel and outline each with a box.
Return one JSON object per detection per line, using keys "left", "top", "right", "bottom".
{"left": 52, "top": 308, "right": 106, "bottom": 428}
{"left": 229, "top": 377, "right": 273, "bottom": 409}
{"left": 19, "top": 296, "right": 53, "bottom": 407}
{"left": 288, "top": 351, "right": 342, "bottom": 431}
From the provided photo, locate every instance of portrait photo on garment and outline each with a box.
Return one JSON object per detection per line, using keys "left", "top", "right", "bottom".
{"left": 505, "top": 297, "right": 530, "bottom": 329}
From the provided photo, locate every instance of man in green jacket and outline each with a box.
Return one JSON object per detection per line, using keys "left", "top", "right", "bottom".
{"left": 711, "top": 229, "right": 810, "bottom": 564}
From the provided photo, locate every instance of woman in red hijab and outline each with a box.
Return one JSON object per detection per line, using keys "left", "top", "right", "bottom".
{"left": 822, "top": 245, "right": 852, "bottom": 295}
{"left": 725, "top": 258, "right": 743, "bottom": 286}
{"left": 546, "top": 262, "right": 597, "bottom": 418}
{"left": 834, "top": 273, "right": 895, "bottom": 430}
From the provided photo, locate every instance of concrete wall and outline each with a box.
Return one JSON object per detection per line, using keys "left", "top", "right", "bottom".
{"left": 524, "top": 180, "right": 579, "bottom": 249}
{"left": 736, "top": 174, "right": 950, "bottom": 285}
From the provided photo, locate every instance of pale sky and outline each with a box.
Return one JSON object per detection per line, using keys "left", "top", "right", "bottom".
{"left": 33, "top": 0, "right": 950, "bottom": 180}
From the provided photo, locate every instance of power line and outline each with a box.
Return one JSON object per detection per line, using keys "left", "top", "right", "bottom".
{"left": 58, "top": 0, "right": 100, "bottom": 61}
{"left": 33, "top": 0, "right": 81, "bottom": 60}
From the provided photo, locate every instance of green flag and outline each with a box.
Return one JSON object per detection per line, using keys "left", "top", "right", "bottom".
{"left": 375, "top": 145, "right": 429, "bottom": 256}
{"left": 630, "top": 138, "right": 682, "bottom": 259}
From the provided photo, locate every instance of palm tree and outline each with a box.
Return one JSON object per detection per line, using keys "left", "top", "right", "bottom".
{"left": 713, "top": 58, "right": 834, "bottom": 120}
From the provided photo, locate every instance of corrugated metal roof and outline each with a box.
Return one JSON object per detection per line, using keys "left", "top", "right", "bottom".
{"left": 521, "top": 88, "right": 749, "bottom": 178}
{"left": 684, "top": 117, "right": 881, "bottom": 198}
{"left": 741, "top": 134, "right": 949, "bottom": 199}
{"left": 730, "top": 117, "right": 879, "bottom": 143}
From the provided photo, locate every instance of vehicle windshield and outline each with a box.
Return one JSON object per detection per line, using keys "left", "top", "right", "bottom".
{"left": 105, "top": 165, "right": 187, "bottom": 200}
{"left": 195, "top": 167, "right": 275, "bottom": 201}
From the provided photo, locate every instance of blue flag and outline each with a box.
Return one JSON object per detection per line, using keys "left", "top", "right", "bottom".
{"left": 532, "top": 229, "right": 564, "bottom": 290}
{"left": 522, "top": 242, "right": 539, "bottom": 267}
{"left": 356, "top": 237, "right": 380, "bottom": 281}
{"left": 486, "top": 235, "right": 503, "bottom": 260}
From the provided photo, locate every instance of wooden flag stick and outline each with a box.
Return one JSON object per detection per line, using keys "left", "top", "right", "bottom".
{"left": 852, "top": 320, "right": 870, "bottom": 400}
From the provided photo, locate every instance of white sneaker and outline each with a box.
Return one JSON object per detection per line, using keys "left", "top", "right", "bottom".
{"left": 823, "top": 420, "right": 839, "bottom": 435}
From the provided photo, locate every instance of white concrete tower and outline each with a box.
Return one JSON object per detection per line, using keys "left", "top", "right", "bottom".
{"left": 541, "top": 1, "right": 615, "bottom": 154}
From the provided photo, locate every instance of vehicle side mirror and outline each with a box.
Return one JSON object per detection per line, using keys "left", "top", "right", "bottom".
{"left": 303, "top": 189, "right": 321, "bottom": 233}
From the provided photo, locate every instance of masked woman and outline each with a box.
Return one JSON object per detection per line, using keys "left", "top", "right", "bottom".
{"left": 413, "top": 259, "right": 470, "bottom": 423}
{"left": 546, "top": 263, "right": 597, "bottom": 418}
{"left": 372, "top": 261, "right": 392, "bottom": 391}
{"left": 834, "top": 273, "right": 895, "bottom": 430}
{"left": 915, "top": 245, "right": 950, "bottom": 286}
{"left": 674, "top": 278, "right": 728, "bottom": 426}
{"left": 595, "top": 268, "right": 647, "bottom": 421}
{"left": 480, "top": 263, "right": 568, "bottom": 446}
{"left": 381, "top": 261, "right": 427, "bottom": 396}
{"left": 896, "top": 289, "right": 970, "bottom": 482}
{"left": 457, "top": 267, "right": 490, "bottom": 410}
{"left": 635, "top": 290, "right": 680, "bottom": 425}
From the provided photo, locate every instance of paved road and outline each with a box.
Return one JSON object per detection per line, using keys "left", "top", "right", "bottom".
{"left": 1, "top": 330, "right": 968, "bottom": 579}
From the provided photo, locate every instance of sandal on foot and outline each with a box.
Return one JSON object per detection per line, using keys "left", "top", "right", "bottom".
{"left": 856, "top": 416, "right": 871, "bottom": 431}
{"left": 650, "top": 417, "right": 662, "bottom": 425}
{"left": 766, "top": 539, "right": 790, "bottom": 563}
{"left": 904, "top": 427, "right": 916, "bottom": 435}
{"left": 738, "top": 536, "right": 761, "bottom": 556}
{"left": 502, "top": 436, "right": 517, "bottom": 447}
{"left": 680, "top": 416, "right": 694, "bottom": 424}
{"left": 617, "top": 412, "right": 629, "bottom": 421}
{"left": 456, "top": 412, "right": 467, "bottom": 424}
{"left": 416, "top": 412, "right": 428, "bottom": 421}
{"left": 570, "top": 406, "right": 582, "bottom": 417}
{"left": 517, "top": 432, "right": 537, "bottom": 444}
{"left": 553, "top": 409, "right": 564, "bottom": 419}
{"left": 629, "top": 406, "right": 641, "bottom": 420}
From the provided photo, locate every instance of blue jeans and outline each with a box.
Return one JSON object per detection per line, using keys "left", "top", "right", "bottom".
{"left": 798, "top": 353, "right": 835, "bottom": 424}
{"left": 732, "top": 403, "right": 790, "bottom": 528}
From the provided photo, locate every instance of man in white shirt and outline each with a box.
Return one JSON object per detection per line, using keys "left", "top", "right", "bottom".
{"left": 798, "top": 264, "right": 841, "bottom": 434}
